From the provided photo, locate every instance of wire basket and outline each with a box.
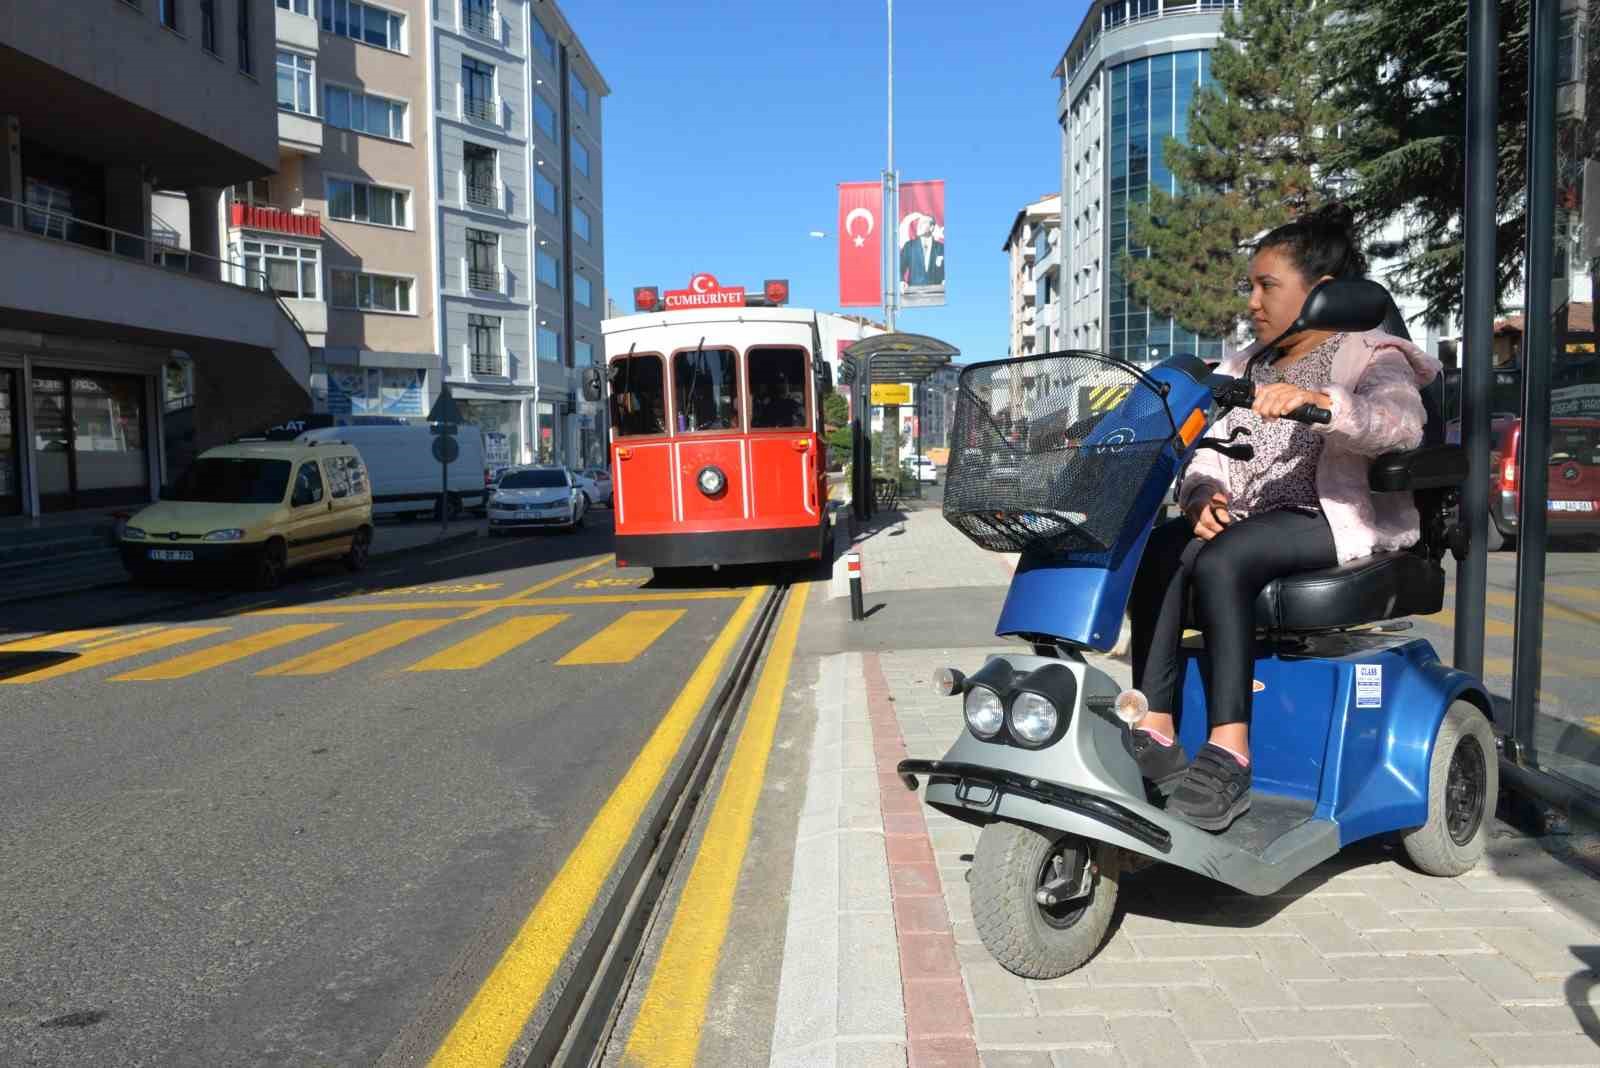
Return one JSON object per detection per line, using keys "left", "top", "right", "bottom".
{"left": 943, "top": 351, "right": 1176, "bottom": 555}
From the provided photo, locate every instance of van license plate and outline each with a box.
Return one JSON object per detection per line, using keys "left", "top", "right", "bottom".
{"left": 149, "top": 549, "right": 194, "bottom": 561}
{"left": 1549, "top": 500, "right": 1595, "bottom": 512}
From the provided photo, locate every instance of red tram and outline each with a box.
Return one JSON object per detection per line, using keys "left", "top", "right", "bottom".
{"left": 593, "top": 278, "right": 837, "bottom": 570}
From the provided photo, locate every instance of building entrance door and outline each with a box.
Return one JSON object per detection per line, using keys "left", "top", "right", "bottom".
{"left": 31, "top": 370, "right": 150, "bottom": 512}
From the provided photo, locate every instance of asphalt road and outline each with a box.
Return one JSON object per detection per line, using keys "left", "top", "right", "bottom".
{"left": 0, "top": 509, "right": 768, "bottom": 1066}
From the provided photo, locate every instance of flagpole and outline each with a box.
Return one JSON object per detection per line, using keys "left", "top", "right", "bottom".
{"left": 883, "top": 0, "right": 897, "bottom": 334}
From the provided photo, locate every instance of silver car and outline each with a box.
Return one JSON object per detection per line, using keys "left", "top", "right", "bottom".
{"left": 488, "top": 466, "right": 588, "bottom": 533}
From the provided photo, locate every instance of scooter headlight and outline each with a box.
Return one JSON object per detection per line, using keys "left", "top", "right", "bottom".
{"left": 963, "top": 687, "right": 1005, "bottom": 739}
{"left": 1009, "top": 691, "right": 1059, "bottom": 745}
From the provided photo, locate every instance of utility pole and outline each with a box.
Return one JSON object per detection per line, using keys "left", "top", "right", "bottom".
{"left": 883, "top": 0, "right": 898, "bottom": 334}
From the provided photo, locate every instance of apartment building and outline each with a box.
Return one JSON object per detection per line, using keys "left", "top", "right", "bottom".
{"left": 0, "top": 0, "right": 309, "bottom": 517}
{"left": 1000, "top": 194, "right": 1061, "bottom": 358}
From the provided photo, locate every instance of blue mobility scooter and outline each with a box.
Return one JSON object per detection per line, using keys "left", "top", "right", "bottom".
{"left": 897, "top": 280, "right": 1497, "bottom": 979}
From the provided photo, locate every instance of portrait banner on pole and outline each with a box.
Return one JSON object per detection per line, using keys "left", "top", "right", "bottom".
{"left": 898, "top": 179, "right": 946, "bottom": 308}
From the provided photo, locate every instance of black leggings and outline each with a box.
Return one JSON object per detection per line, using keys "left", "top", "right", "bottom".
{"left": 1129, "top": 509, "right": 1337, "bottom": 727}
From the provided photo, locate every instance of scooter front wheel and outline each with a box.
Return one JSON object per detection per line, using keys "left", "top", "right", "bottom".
{"left": 971, "top": 823, "right": 1121, "bottom": 979}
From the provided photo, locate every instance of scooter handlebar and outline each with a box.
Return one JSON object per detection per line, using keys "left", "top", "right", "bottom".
{"left": 1211, "top": 378, "right": 1331, "bottom": 424}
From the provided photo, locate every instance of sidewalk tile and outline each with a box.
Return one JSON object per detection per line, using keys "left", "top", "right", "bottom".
{"left": 788, "top": 834, "right": 842, "bottom": 922}
{"left": 1282, "top": 914, "right": 1376, "bottom": 956}
{"left": 887, "top": 834, "right": 937, "bottom": 866}
{"left": 1321, "top": 893, "right": 1409, "bottom": 932}
{"left": 1075, "top": 960, "right": 1212, "bottom": 988}
{"left": 1164, "top": 985, "right": 1250, "bottom": 1041}
{"left": 975, "top": 1014, "right": 1110, "bottom": 1049}
{"left": 1363, "top": 929, "right": 1495, "bottom": 955}
{"left": 1325, "top": 953, "right": 1461, "bottom": 980}
{"left": 901, "top": 933, "right": 962, "bottom": 980}
{"left": 1034, "top": 985, "right": 1165, "bottom": 1017}
{"left": 1506, "top": 1004, "right": 1594, "bottom": 1033}
{"left": 1249, "top": 935, "right": 1336, "bottom": 981}
{"left": 1243, "top": 1007, "right": 1391, "bottom": 1039}
{"left": 1415, "top": 977, "right": 1528, "bottom": 1034}
{"left": 1334, "top": 1038, "right": 1420, "bottom": 1068}
{"left": 1289, "top": 979, "right": 1426, "bottom": 1008}
{"left": 837, "top": 1042, "right": 908, "bottom": 1068}
{"left": 1379, "top": 1005, "right": 1496, "bottom": 1065}
{"left": 978, "top": 1052, "right": 1052, "bottom": 1068}
{"left": 841, "top": 832, "right": 893, "bottom": 908}
{"left": 771, "top": 917, "right": 840, "bottom": 1055}
{"left": 838, "top": 913, "right": 906, "bottom": 1038}
{"left": 1105, "top": 1016, "right": 1202, "bottom": 1068}
{"left": 1200, "top": 958, "right": 1297, "bottom": 1008}
{"left": 1471, "top": 1033, "right": 1600, "bottom": 1065}
{"left": 907, "top": 1037, "right": 980, "bottom": 1068}
{"left": 1196, "top": 1040, "right": 1347, "bottom": 1068}
{"left": 1129, "top": 935, "right": 1254, "bottom": 961}
{"left": 1476, "top": 927, "right": 1586, "bottom": 979}
{"left": 961, "top": 962, "right": 1035, "bottom": 1018}
{"left": 896, "top": 894, "right": 954, "bottom": 936}
{"left": 1389, "top": 907, "right": 1546, "bottom": 931}
{"left": 1049, "top": 1049, "right": 1124, "bottom": 1068}
{"left": 1449, "top": 951, "right": 1559, "bottom": 1000}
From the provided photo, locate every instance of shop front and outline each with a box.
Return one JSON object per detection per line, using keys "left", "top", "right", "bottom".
{"left": 457, "top": 396, "right": 525, "bottom": 474}
{"left": 1, "top": 368, "right": 21, "bottom": 516}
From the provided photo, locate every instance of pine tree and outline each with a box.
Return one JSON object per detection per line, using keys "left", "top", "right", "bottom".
{"left": 1123, "top": 0, "right": 1343, "bottom": 341}
{"left": 1318, "top": 0, "right": 1532, "bottom": 325}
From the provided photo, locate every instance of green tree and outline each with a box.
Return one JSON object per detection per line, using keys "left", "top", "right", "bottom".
{"left": 823, "top": 391, "right": 854, "bottom": 457}
{"left": 1318, "top": 0, "right": 1532, "bottom": 325}
{"left": 1123, "top": 0, "right": 1343, "bottom": 341}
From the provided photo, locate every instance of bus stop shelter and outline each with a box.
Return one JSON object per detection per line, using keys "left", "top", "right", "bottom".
{"left": 838, "top": 333, "right": 960, "bottom": 522}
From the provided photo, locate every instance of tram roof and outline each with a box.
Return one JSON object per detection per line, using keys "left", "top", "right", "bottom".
{"left": 837, "top": 332, "right": 960, "bottom": 385}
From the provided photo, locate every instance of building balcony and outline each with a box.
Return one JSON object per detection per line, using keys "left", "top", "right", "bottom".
{"left": 471, "top": 352, "right": 505, "bottom": 378}
{"left": 461, "top": 94, "right": 502, "bottom": 128}
{"left": 278, "top": 110, "right": 323, "bottom": 155}
{"left": 461, "top": 6, "right": 501, "bottom": 44}
{"left": 276, "top": 3, "right": 320, "bottom": 51}
{"left": 464, "top": 181, "right": 500, "bottom": 212}
{"left": 1037, "top": 240, "right": 1061, "bottom": 277}
{"left": 229, "top": 203, "right": 323, "bottom": 239}
{"left": 467, "top": 267, "right": 504, "bottom": 295}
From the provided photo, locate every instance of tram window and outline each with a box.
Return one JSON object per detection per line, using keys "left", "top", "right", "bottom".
{"left": 748, "top": 347, "right": 808, "bottom": 429}
{"left": 673, "top": 348, "right": 740, "bottom": 432}
{"left": 610, "top": 354, "right": 666, "bottom": 437}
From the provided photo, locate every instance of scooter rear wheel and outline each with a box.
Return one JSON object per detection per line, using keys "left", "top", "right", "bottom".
{"left": 1401, "top": 700, "right": 1498, "bottom": 877}
{"left": 971, "top": 823, "right": 1121, "bottom": 979}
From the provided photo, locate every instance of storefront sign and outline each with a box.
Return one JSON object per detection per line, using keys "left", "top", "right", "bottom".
{"left": 1552, "top": 383, "right": 1600, "bottom": 417}
{"left": 483, "top": 431, "right": 512, "bottom": 466}
{"left": 662, "top": 273, "right": 745, "bottom": 310}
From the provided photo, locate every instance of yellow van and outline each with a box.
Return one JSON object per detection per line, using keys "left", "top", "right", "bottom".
{"left": 120, "top": 441, "right": 374, "bottom": 590}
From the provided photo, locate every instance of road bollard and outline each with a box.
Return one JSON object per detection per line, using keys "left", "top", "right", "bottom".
{"left": 847, "top": 551, "right": 864, "bottom": 621}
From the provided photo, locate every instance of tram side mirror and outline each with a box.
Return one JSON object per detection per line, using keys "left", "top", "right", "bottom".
{"left": 580, "top": 367, "right": 603, "bottom": 402}
{"left": 816, "top": 360, "right": 835, "bottom": 392}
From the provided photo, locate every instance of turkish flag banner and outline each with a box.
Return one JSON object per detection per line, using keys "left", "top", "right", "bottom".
{"left": 838, "top": 181, "right": 882, "bottom": 307}
{"left": 898, "top": 179, "right": 946, "bottom": 308}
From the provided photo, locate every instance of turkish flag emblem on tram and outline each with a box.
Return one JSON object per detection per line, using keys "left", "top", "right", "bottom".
{"left": 838, "top": 181, "right": 881, "bottom": 307}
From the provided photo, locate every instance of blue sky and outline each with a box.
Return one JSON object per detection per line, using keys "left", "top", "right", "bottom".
{"left": 567, "top": 0, "right": 1088, "bottom": 363}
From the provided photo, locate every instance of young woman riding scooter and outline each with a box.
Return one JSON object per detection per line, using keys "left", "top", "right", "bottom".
{"left": 1126, "top": 203, "right": 1443, "bottom": 831}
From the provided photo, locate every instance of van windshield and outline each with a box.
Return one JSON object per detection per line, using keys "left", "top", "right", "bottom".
{"left": 166, "top": 458, "right": 292, "bottom": 503}
{"left": 499, "top": 469, "right": 566, "bottom": 489}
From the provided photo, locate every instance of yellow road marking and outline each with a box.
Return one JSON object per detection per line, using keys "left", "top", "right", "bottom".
{"left": 406, "top": 615, "right": 568, "bottom": 672}
{"left": 0, "top": 626, "right": 229, "bottom": 684}
{"left": 623, "top": 583, "right": 809, "bottom": 1066}
{"left": 508, "top": 556, "right": 612, "bottom": 600}
{"left": 1485, "top": 589, "right": 1600, "bottom": 628}
{"left": 256, "top": 619, "right": 452, "bottom": 677}
{"left": 1585, "top": 715, "right": 1600, "bottom": 732}
{"left": 0, "top": 628, "right": 123, "bottom": 652}
{"left": 574, "top": 577, "right": 646, "bottom": 589}
{"left": 426, "top": 586, "right": 765, "bottom": 1068}
{"left": 112, "top": 624, "right": 340, "bottom": 681}
{"left": 1422, "top": 608, "right": 1515, "bottom": 638}
{"left": 77, "top": 626, "right": 166, "bottom": 650}
{"left": 221, "top": 598, "right": 279, "bottom": 617}
{"left": 251, "top": 591, "right": 746, "bottom": 616}
{"left": 557, "top": 610, "right": 686, "bottom": 666}
{"left": 378, "top": 583, "right": 504, "bottom": 596}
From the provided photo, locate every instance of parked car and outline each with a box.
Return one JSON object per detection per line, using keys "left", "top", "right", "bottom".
{"left": 297, "top": 424, "right": 490, "bottom": 520}
{"left": 577, "top": 467, "right": 613, "bottom": 505}
{"left": 1448, "top": 414, "right": 1600, "bottom": 549}
{"left": 488, "top": 466, "right": 589, "bottom": 533}
{"left": 909, "top": 457, "right": 939, "bottom": 484}
{"left": 121, "top": 441, "right": 373, "bottom": 590}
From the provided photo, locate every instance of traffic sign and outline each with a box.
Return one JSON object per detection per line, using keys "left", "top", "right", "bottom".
{"left": 427, "top": 383, "right": 465, "bottom": 426}
{"left": 430, "top": 422, "right": 458, "bottom": 436}
{"left": 871, "top": 383, "right": 913, "bottom": 405}
{"left": 431, "top": 435, "right": 461, "bottom": 465}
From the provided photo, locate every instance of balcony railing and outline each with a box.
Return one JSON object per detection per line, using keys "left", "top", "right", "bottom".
{"left": 462, "top": 94, "right": 498, "bottom": 125}
{"left": 229, "top": 202, "right": 323, "bottom": 238}
{"left": 461, "top": 6, "right": 497, "bottom": 41}
{"left": 0, "top": 194, "right": 311, "bottom": 347}
{"left": 471, "top": 352, "right": 503, "bottom": 377}
{"left": 468, "top": 267, "right": 500, "bottom": 293}
{"left": 465, "top": 182, "right": 498, "bottom": 210}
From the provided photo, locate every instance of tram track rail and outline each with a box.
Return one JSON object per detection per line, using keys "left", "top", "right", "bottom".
{"left": 522, "top": 580, "right": 791, "bottom": 1067}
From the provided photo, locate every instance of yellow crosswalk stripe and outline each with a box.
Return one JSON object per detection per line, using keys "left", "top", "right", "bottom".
{"left": 112, "top": 624, "right": 340, "bottom": 681}
{"left": 1421, "top": 607, "right": 1515, "bottom": 638}
{"left": 78, "top": 626, "right": 167, "bottom": 650}
{"left": 1485, "top": 589, "right": 1600, "bottom": 627}
{"left": 406, "top": 615, "right": 569, "bottom": 672}
{"left": 0, "top": 628, "right": 123, "bottom": 652}
{"left": 257, "top": 619, "right": 452, "bottom": 677}
{"left": 556, "top": 609, "right": 685, "bottom": 666}
{"left": 0, "top": 626, "right": 229, "bottom": 684}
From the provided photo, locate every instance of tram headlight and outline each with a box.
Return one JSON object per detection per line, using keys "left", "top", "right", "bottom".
{"left": 696, "top": 466, "right": 727, "bottom": 496}
{"left": 963, "top": 687, "right": 1005, "bottom": 739}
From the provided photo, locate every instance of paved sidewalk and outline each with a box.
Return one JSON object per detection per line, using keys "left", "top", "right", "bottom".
{"left": 770, "top": 496, "right": 1600, "bottom": 1067}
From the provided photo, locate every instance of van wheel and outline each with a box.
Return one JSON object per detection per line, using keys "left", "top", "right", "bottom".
{"left": 1402, "top": 701, "right": 1498, "bottom": 877}
{"left": 254, "top": 539, "right": 287, "bottom": 592}
{"left": 435, "top": 493, "right": 463, "bottom": 521}
{"left": 971, "top": 824, "right": 1121, "bottom": 979}
{"left": 345, "top": 527, "right": 372, "bottom": 572}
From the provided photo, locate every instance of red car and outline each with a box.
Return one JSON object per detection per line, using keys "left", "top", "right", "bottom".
{"left": 1450, "top": 415, "right": 1600, "bottom": 549}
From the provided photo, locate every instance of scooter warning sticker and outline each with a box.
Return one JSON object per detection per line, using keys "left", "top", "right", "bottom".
{"left": 1356, "top": 664, "right": 1383, "bottom": 708}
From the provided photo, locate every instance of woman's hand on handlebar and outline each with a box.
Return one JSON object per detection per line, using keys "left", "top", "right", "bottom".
{"left": 1253, "top": 383, "right": 1330, "bottom": 422}
{"left": 1187, "top": 492, "right": 1232, "bottom": 541}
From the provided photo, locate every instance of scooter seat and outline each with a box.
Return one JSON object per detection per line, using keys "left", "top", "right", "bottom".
{"left": 1251, "top": 550, "right": 1445, "bottom": 633}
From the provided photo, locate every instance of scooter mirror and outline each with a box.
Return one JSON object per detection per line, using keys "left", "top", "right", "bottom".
{"left": 1294, "top": 278, "right": 1392, "bottom": 335}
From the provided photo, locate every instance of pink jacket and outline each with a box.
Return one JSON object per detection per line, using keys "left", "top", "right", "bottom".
{"left": 1178, "top": 330, "right": 1443, "bottom": 564}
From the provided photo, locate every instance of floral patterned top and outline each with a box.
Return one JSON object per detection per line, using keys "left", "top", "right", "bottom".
{"left": 1223, "top": 333, "right": 1343, "bottom": 516}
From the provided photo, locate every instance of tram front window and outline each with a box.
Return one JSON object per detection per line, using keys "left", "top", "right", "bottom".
{"left": 748, "top": 347, "right": 808, "bottom": 429}
{"left": 673, "top": 348, "right": 740, "bottom": 432}
{"left": 609, "top": 354, "right": 666, "bottom": 437}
